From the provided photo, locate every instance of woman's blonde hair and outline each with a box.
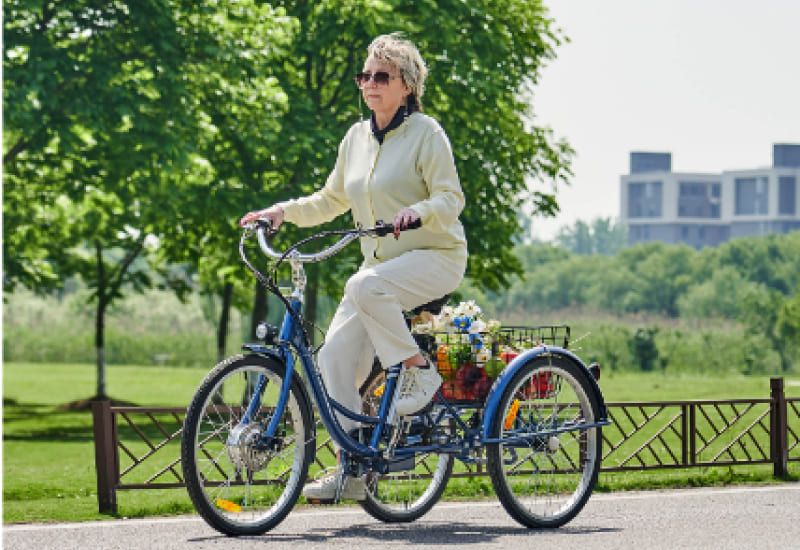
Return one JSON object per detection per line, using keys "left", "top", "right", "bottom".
{"left": 367, "top": 33, "right": 428, "bottom": 112}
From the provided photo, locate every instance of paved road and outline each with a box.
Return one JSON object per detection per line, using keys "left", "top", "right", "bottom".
{"left": 4, "top": 484, "right": 800, "bottom": 550}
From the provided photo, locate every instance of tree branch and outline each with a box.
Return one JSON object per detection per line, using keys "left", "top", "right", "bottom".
{"left": 3, "top": 137, "right": 29, "bottom": 166}
{"left": 107, "top": 232, "right": 146, "bottom": 300}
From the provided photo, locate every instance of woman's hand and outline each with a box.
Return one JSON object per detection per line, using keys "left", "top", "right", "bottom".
{"left": 392, "top": 207, "right": 420, "bottom": 239}
{"left": 239, "top": 206, "right": 285, "bottom": 228}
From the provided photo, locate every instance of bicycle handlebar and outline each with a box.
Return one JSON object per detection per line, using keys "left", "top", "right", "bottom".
{"left": 249, "top": 218, "right": 421, "bottom": 264}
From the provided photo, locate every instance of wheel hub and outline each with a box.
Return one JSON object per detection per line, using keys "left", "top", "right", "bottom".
{"left": 226, "top": 423, "right": 272, "bottom": 472}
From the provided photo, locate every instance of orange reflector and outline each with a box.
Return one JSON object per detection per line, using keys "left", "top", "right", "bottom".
{"left": 504, "top": 399, "right": 520, "bottom": 430}
{"left": 373, "top": 383, "right": 385, "bottom": 397}
{"left": 216, "top": 499, "right": 242, "bottom": 513}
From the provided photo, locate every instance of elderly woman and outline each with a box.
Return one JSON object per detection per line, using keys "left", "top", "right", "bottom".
{"left": 239, "top": 33, "right": 468, "bottom": 501}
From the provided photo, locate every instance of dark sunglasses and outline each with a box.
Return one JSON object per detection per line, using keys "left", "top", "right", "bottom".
{"left": 354, "top": 72, "right": 399, "bottom": 86}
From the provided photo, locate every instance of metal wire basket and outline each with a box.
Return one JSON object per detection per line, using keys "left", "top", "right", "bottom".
{"left": 414, "top": 325, "right": 570, "bottom": 404}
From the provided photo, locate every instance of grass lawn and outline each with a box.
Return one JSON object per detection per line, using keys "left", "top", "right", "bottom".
{"left": 3, "top": 362, "right": 799, "bottom": 523}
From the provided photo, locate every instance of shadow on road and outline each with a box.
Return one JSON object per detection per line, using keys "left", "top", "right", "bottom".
{"left": 189, "top": 520, "right": 620, "bottom": 545}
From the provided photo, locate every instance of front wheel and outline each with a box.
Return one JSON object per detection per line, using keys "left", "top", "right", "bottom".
{"left": 487, "top": 354, "right": 602, "bottom": 528}
{"left": 181, "top": 354, "right": 314, "bottom": 536}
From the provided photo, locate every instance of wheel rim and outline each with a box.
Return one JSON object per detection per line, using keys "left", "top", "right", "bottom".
{"left": 190, "top": 365, "right": 306, "bottom": 527}
{"left": 364, "top": 452, "right": 451, "bottom": 513}
{"left": 498, "top": 364, "right": 599, "bottom": 522}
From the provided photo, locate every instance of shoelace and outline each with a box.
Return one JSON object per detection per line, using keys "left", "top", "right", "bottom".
{"left": 312, "top": 466, "right": 342, "bottom": 483}
{"left": 398, "top": 368, "right": 421, "bottom": 398}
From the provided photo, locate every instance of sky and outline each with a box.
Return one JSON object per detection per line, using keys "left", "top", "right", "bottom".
{"left": 529, "top": 0, "right": 800, "bottom": 240}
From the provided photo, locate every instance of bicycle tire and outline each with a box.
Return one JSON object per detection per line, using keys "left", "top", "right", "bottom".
{"left": 357, "top": 365, "right": 454, "bottom": 523}
{"left": 181, "top": 354, "right": 314, "bottom": 536}
{"left": 486, "top": 354, "right": 602, "bottom": 528}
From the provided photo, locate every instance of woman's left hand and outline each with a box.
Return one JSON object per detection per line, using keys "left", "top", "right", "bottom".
{"left": 392, "top": 208, "right": 421, "bottom": 239}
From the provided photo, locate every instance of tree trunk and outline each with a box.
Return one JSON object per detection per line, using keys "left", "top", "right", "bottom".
{"left": 249, "top": 281, "right": 268, "bottom": 340}
{"left": 94, "top": 242, "right": 108, "bottom": 400}
{"left": 217, "top": 282, "right": 233, "bottom": 361}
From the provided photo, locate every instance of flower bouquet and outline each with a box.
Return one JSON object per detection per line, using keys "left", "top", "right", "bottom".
{"left": 411, "top": 301, "right": 571, "bottom": 403}
{"left": 411, "top": 300, "right": 503, "bottom": 402}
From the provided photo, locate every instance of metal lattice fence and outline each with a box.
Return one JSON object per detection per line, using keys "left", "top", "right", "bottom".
{"left": 92, "top": 378, "right": 799, "bottom": 513}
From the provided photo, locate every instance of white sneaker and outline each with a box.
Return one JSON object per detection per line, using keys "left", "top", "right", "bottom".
{"left": 302, "top": 468, "right": 366, "bottom": 502}
{"left": 395, "top": 363, "right": 442, "bottom": 416}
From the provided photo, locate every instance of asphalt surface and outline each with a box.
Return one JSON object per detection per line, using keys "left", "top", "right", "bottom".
{"left": 4, "top": 484, "right": 800, "bottom": 550}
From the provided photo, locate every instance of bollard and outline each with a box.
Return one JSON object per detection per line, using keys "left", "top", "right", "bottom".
{"left": 770, "top": 377, "right": 788, "bottom": 477}
{"left": 92, "top": 399, "right": 119, "bottom": 514}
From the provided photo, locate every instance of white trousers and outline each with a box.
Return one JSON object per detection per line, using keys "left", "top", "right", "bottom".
{"left": 318, "top": 249, "right": 466, "bottom": 436}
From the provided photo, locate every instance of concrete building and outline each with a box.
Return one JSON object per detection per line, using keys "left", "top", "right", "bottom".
{"left": 620, "top": 144, "right": 800, "bottom": 248}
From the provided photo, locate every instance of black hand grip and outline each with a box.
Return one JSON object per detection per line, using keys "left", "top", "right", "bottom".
{"left": 405, "top": 218, "right": 422, "bottom": 230}
{"left": 372, "top": 218, "right": 422, "bottom": 236}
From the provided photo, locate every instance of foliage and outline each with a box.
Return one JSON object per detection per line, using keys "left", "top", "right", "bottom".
{"left": 555, "top": 217, "right": 627, "bottom": 256}
{"left": 493, "top": 232, "right": 800, "bottom": 317}
{"left": 486, "top": 231, "right": 800, "bottom": 372}
{"left": 629, "top": 328, "right": 660, "bottom": 372}
{"left": 3, "top": 0, "right": 293, "bottom": 394}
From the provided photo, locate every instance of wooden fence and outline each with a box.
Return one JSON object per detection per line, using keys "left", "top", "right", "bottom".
{"left": 92, "top": 377, "right": 799, "bottom": 514}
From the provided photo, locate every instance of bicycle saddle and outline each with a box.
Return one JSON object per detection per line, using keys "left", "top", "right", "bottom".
{"left": 411, "top": 294, "right": 451, "bottom": 316}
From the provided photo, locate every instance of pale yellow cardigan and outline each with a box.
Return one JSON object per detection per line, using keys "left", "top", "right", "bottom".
{"left": 278, "top": 112, "right": 468, "bottom": 269}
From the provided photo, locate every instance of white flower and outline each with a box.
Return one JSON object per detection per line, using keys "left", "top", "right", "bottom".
{"left": 459, "top": 300, "right": 481, "bottom": 318}
{"left": 475, "top": 347, "right": 492, "bottom": 364}
{"left": 487, "top": 319, "right": 502, "bottom": 332}
{"left": 469, "top": 318, "right": 487, "bottom": 334}
{"left": 438, "top": 306, "right": 455, "bottom": 325}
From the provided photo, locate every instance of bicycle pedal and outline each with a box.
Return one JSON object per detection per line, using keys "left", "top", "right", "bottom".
{"left": 306, "top": 498, "right": 337, "bottom": 505}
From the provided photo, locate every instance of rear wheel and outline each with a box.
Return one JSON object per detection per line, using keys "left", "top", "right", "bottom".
{"left": 357, "top": 362, "right": 454, "bottom": 522}
{"left": 487, "top": 354, "right": 602, "bottom": 528}
{"left": 181, "top": 354, "right": 313, "bottom": 536}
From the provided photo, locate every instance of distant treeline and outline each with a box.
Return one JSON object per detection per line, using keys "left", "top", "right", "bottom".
{"left": 492, "top": 231, "right": 800, "bottom": 319}
{"left": 477, "top": 231, "right": 800, "bottom": 373}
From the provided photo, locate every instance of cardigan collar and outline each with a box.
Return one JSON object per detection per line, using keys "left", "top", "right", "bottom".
{"left": 370, "top": 107, "right": 406, "bottom": 144}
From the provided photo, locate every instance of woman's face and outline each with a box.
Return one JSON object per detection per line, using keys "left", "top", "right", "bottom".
{"left": 360, "top": 56, "right": 409, "bottom": 120}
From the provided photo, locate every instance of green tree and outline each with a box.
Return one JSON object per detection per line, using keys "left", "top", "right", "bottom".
{"left": 3, "top": 0, "right": 291, "bottom": 397}
{"left": 629, "top": 327, "right": 660, "bottom": 372}
{"left": 555, "top": 217, "right": 627, "bottom": 255}
{"left": 556, "top": 220, "right": 594, "bottom": 255}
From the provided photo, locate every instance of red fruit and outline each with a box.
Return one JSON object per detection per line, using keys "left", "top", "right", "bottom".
{"left": 522, "top": 371, "right": 554, "bottom": 399}
{"left": 500, "top": 350, "right": 518, "bottom": 364}
{"left": 439, "top": 382, "right": 455, "bottom": 400}
{"left": 473, "top": 371, "right": 493, "bottom": 400}
{"left": 456, "top": 363, "right": 481, "bottom": 400}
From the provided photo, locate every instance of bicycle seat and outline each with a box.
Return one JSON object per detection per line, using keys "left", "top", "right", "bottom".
{"left": 411, "top": 294, "right": 451, "bottom": 316}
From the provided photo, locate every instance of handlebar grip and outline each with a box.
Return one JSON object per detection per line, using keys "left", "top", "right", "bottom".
{"left": 373, "top": 218, "right": 422, "bottom": 236}
{"left": 405, "top": 218, "right": 422, "bottom": 231}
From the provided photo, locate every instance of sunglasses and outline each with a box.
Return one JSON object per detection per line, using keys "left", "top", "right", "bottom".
{"left": 354, "top": 72, "right": 399, "bottom": 86}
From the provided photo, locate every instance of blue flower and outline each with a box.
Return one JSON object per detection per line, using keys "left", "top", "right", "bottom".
{"left": 454, "top": 316, "right": 472, "bottom": 331}
{"left": 469, "top": 333, "right": 483, "bottom": 349}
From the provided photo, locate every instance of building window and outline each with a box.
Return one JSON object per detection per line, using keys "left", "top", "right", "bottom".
{"left": 628, "top": 181, "right": 662, "bottom": 218}
{"left": 678, "top": 181, "right": 722, "bottom": 218}
{"left": 779, "top": 176, "right": 796, "bottom": 215}
{"left": 735, "top": 177, "right": 768, "bottom": 215}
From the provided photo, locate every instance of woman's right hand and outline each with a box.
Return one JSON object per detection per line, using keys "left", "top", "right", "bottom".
{"left": 238, "top": 206, "right": 285, "bottom": 228}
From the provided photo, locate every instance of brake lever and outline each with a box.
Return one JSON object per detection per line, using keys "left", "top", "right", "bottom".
{"left": 252, "top": 217, "right": 278, "bottom": 236}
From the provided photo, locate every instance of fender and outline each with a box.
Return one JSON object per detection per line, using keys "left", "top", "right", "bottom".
{"left": 481, "top": 346, "right": 608, "bottom": 440}
{"left": 241, "top": 345, "right": 316, "bottom": 460}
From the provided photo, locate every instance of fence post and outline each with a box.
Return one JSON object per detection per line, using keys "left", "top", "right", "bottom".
{"left": 770, "top": 377, "right": 788, "bottom": 477}
{"left": 92, "top": 399, "right": 118, "bottom": 514}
